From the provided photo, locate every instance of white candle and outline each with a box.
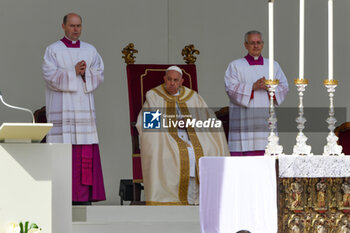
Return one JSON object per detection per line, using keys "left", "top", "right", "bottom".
{"left": 299, "top": 0, "right": 305, "bottom": 80}
{"left": 269, "top": 0, "right": 274, "bottom": 80}
{"left": 328, "top": 0, "right": 333, "bottom": 81}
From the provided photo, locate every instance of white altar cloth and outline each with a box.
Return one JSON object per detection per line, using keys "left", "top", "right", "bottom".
{"left": 199, "top": 156, "right": 277, "bottom": 233}
{"left": 278, "top": 155, "right": 350, "bottom": 178}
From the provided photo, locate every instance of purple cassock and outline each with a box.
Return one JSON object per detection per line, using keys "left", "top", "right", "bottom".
{"left": 72, "top": 144, "right": 106, "bottom": 202}
{"left": 60, "top": 37, "right": 106, "bottom": 202}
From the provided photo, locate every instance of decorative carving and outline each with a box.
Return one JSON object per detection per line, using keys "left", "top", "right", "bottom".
{"left": 290, "top": 179, "right": 304, "bottom": 210}
{"left": 337, "top": 217, "right": 350, "bottom": 233}
{"left": 122, "top": 43, "right": 138, "bottom": 64}
{"left": 342, "top": 178, "right": 350, "bottom": 209}
{"left": 304, "top": 212, "right": 313, "bottom": 233}
{"left": 288, "top": 215, "right": 303, "bottom": 233}
{"left": 280, "top": 178, "right": 350, "bottom": 232}
{"left": 316, "top": 179, "right": 327, "bottom": 210}
{"left": 181, "top": 44, "right": 200, "bottom": 64}
{"left": 312, "top": 215, "right": 327, "bottom": 233}
{"left": 331, "top": 178, "right": 342, "bottom": 209}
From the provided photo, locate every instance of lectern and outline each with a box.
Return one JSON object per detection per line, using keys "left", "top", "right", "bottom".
{"left": 0, "top": 123, "right": 53, "bottom": 143}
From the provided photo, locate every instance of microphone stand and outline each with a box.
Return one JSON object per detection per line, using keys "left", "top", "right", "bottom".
{"left": 0, "top": 91, "right": 35, "bottom": 123}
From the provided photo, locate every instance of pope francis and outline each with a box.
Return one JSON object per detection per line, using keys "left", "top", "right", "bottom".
{"left": 136, "top": 66, "right": 229, "bottom": 205}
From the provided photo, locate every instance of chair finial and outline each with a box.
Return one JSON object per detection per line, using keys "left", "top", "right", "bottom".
{"left": 122, "top": 43, "right": 138, "bottom": 64}
{"left": 181, "top": 44, "right": 200, "bottom": 64}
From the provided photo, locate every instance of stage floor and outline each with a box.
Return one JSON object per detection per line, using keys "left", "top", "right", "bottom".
{"left": 72, "top": 205, "right": 200, "bottom": 233}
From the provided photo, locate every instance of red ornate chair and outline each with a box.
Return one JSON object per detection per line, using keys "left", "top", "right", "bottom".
{"left": 214, "top": 106, "right": 229, "bottom": 141}
{"left": 33, "top": 106, "right": 47, "bottom": 143}
{"left": 123, "top": 43, "right": 200, "bottom": 203}
{"left": 335, "top": 122, "right": 350, "bottom": 155}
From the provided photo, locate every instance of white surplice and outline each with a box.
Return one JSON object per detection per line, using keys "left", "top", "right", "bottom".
{"left": 224, "top": 57, "right": 288, "bottom": 152}
{"left": 42, "top": 40, "right": 104, "bottom": 144}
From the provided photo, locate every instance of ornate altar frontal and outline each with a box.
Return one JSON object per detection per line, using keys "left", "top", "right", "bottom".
{"left": 278, "top": 156, "right": 350, "bottom": 232}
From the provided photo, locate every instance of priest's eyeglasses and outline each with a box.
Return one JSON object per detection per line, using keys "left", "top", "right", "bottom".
{"left": 247, "top": 41, "right": 264, "bottom": 46}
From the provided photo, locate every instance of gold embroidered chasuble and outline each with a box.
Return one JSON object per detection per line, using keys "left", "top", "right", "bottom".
{"left": 136, "top": 84, "right": 229, "bottom": 205}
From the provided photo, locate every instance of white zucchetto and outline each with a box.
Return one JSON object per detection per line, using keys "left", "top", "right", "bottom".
{"left": 166, "top": 66, "right": 183, "bottom": 76}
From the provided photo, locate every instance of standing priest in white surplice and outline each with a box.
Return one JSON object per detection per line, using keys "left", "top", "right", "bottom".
{"left": 224, "top": 30, "right": 289, "bottom": 156}
{"left": 42, "top": 13, "right": 106, "bottom": 204}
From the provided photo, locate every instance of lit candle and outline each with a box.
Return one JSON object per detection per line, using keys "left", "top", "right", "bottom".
{"left": 268, "top": 0, "right": 274, "bottom": 80}
{"left": 328, "top": 0, "right": 333, "bottom": 81}
{"left": 299, "top": 0, "right": 305, "bottom": 80}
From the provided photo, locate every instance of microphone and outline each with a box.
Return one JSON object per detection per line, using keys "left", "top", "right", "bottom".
{"left": 0, "top": 91, "right": 35, "bottom": 123}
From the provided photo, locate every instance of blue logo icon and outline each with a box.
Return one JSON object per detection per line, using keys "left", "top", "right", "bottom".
{"left": 143, "top": 109, "right": 162, "bottom": 129}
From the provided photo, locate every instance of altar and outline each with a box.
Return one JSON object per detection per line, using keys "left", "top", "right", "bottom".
{"left": 0, "top": 143, "right": 72, "bottom": 233}
{"left": 199, "top": 155, "right": 350, "bottom": 233}
{"left": 279, "top": 155, "right": 350, "bottom": 232}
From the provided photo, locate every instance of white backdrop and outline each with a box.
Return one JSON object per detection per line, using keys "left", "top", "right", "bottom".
{"left": 0, "top": 0, "right": 349, "bottom": 204}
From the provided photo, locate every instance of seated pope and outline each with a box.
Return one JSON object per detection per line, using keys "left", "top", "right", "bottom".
{"left": 136, "top": 66, "right": 229, "bottom": 205}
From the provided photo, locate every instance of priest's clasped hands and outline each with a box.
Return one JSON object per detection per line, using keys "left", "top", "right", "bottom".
{"left": 75, "top": 60, "right": 86, "bottom": 76}
{"left": 253, "top": 76, "right": 268, "bottom": 91}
